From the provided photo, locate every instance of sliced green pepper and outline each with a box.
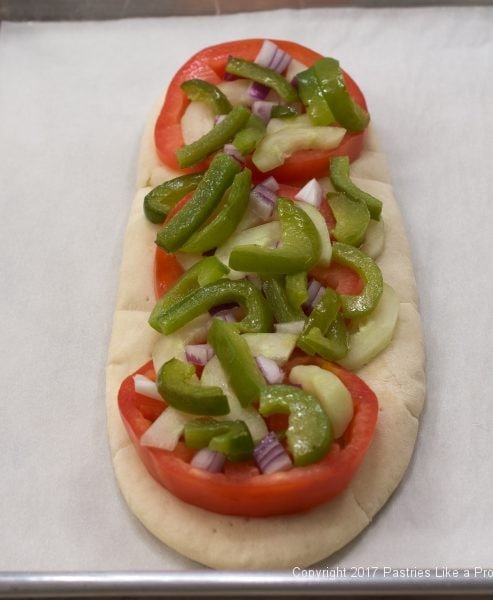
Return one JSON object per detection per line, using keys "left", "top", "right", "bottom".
{"left": 297, "top": 288, "right": 349, "bottom": 360}
{"left": 176, "top": 105, "right": 251, "bottom": 169}
{"left": 327, "top": 191, "right": 371, "bottom": 246}
{"left": 152, "top": 279, "right": 273, "bottom": 335}
{"left": 180, "top": 79, "right": 232, "bottom": 115}
{"left": 262, "top": 276, "right": 305, "bottom": 323}
{"left": 232, "top": 114, "right": 266, "bottom": 155}
{"left": 229, "top": 198, "right": 321, "bottom": 275}
{"left": 180, "top": 169, "right": 251, "bottom": 254}
{"left": 208, "top": 319, "right": 265, "bottom": 407}
{"left": 225, "top": 56, "right": 299, "bottom": 103}
{"left": 270, "top": 105, "right": 300, "bottom": 119}
{"left": 149, "top": 256, "right": 228, "bottom": 333}
{"left": 184, "top": 419, "right": 254, "bottom": 462}
{"left": 143, "top": 173, "right": 203, "bottom": 224}
{"left": 332, "top": 242, "right": 383, "bottom": 318}
{"left": 156, "top": 153, "right": 240, "bottom": 253}
{"left": 313, "top": 57, "right": 370, "bottom": 132}
{"left": 259, "top": 385, "right": 332, "bottom": 466}
{"left": 296, "top": 67, "right": 335, "bottom": 126}
{"left": 330, "top": 156, "right": 382, "bottom": 220}
{"left": 157, "top": 359, "right": 229, "bottom": 416}
{"left": 298, "top": 315, "right": 349, "bottom": 361}
{"left": 285, "top": 272, "right": 309, "bottom": 310}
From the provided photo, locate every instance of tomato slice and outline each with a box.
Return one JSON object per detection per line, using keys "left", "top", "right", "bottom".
{"left": 154, "top": 39, "right": 367, "bottom": 182}
{"left": 118, "top": 357, "right": 377, "bottom": 517}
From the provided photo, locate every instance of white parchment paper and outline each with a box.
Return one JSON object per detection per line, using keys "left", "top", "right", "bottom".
{"left": 0, "top": 7, "right": 492, "bottom": 572}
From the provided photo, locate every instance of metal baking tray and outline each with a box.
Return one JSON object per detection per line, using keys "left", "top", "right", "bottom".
{"left": 1, "top": 2, "right": 492, "bottom": 597}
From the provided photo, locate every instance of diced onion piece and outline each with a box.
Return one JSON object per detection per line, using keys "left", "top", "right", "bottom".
{"left": 310, "top": 286, "right": 326, "bottom": 310}
{"left": 295, "top": 178, "right": 323, "bottom": 209}
{"left": 185, "top": 343, "right": 214, "bottom": 366}
{"left": 261, "top": 176, "right": 279, "bottom": 192}
{"left": 274, "top": 321, "right": 305, "bottom": 335}
{"left": 249, "top": 82, "right": 270, "bottom": 101}
{"left": 190, "top": 448, "right": 226, "bottom": 473}
{"left": 305, "top": 279, "right": 323, "bottom": 307}
{"left": 133, "top": 374, "right": 162, "bottom": 401}
{"left": 212, "top": 309, "right": 237, "bottom": 323}
{"left": 181, "top": 101, "right": 215, "bottom": 145}
{"left": 254, "top": 432, "right": 292, "bottom": 474}
{"left": 140, "top": 407, "right": 192, "bottom": 451}
{"left": 255, "top": 356, "right": 284, "bottom": 384}
{"left": 248, "top": 40, "right": 293, "bottom": 100}
{"left": 223, "top": 143, "right": 245, "bottom": 165}
{"left": 252, "top": 100, "right": 277, "bottom": 124}
{"left": 250, "top": 183, "right": 277, "bottom": 219}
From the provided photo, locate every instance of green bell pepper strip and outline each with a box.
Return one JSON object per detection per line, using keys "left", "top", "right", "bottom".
{"left": 156, "top": 153, "right": 240, "bottom": 253}
{"left": 327, "top": 191, "right": 371, "bottom": 246}
{"left": 262, "top": 277, "right": 305, "bottom": 323}
{"left": 152, "top": 279, "right": 273, "bottom": 335}
{"left": 184, "top": 419, "right": 254, "bottom": 462}
{"left": 176, "top": 105, "right": 251, "bottom": 169}
{"left": 297, "top": 288, "right": 349, "bottom": 360}
{"left": 180, "top": 79, "right": 232, "bottom": 115}
{"left": 332, "top": 242, "right": 383, "bottom": 318}
{"left": 285, "top": 272, "right": 309, "bottom": 310}
{"left": 225, "top": 57, "right": 299, "bottom": 103}
{"left": 229, "top": 198, "right": 322, "bottom": 275}
{"left": 296, "top": 67, "right": 335, "bottom": 126}
{"left": 157, "top": 358, "right": 229, "bottom": 416}
{"left": 232, "top": 114, "right": 266, "bottom": 155}
{"left": 298, "top": 315, "right": 349, "bottom": 361}
{"left": 208, "top": 319, "right": 265, "bottom": 407}
{"left": 149, "top": 256, "right": 228, "bottom": 333}
{"left": 143, "top": 173, "right": 203, "bottom": 224}
{"left": 259, "top": 385, "right": 332, "bottom": 466}
{"left": 180, "top": 169, "right": 251, "bottom": 254}
{"left": 312, "top": 57, "right": 370, "bottom": 132}
{"left": 330, "top": 156, "right": 383, "bottom": 220}
{"left": 270, "top": 105, "right": 300, "bottom": 119}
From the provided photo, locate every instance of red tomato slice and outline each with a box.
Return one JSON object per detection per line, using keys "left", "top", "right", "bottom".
{"left": 154, "top": 39, "right": 367, "bottom": 182}
{"left": 118, "top": 357, "right": 377, "bottom": 517}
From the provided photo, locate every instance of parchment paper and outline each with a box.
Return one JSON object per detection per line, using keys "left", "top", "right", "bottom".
{"left": 0, "top": 6, "right": 492, "bottom": 571}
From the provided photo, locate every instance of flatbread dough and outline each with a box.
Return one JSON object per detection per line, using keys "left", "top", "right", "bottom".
{"left": 106, "top": 98, "right": 425, "bottom": 569}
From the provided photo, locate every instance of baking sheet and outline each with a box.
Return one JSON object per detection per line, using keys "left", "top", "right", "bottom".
{"left": 0, "top": 6, "right": 492, "bottom": 576}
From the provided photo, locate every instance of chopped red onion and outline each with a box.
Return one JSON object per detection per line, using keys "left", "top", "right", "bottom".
{"left": 254, "top": 40, "right": 279, "bottom": 68}
{"left": 213, "top": 309, "right": 237, "bottom": 323}
{"left": 133, "top": 374, "right": 162, "bottom": 401}
{"left": 252, "top": 100, "right": 276, "bottom": 124}
{"left": 250, "top": 183, "right": 277, "bottom": 219}
{"left": 249, "top": 82, "right": 270, "bottom": 101}
{"left": 248, "top": 40, "right": 293, "bottom": 100}
{"left": 295, "top": 178, "right": 323, "bottom": 208}
{"left": 310, "top": 285, "right": 326, "bottom": 308}
{"left": 261, "top": 176, "right": 279, "bottom": 192}
{"left": 254, "top": 432, "right": 292, "bottom": 474}
{"left": 305, "top": 279, "right": 323, "bottom": 307}
{"left": 185, "top": 343, "right": 214, "bottom": 366}
{"left": 256, "top": 356, "right": 284, "bottom": 384}
{"left": 191, "top": 448, "right": 226, "bottom": 473}
{"left": 223, "top": 143, "right": 245, "bottom": 165}
{"left": 215, "top": 114, "right": 226, "bottom": 125}
{"left": 274, "top": 321, "right": 305, "bottom": 335}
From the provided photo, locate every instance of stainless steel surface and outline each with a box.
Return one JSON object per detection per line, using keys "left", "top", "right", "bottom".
{"left": 1, "top": 0, "right": 492, "bottom": 21}
{"left": 0, "top": 571, "right": 493, "bottom": 597}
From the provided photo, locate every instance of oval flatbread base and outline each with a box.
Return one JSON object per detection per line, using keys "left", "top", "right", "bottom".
{"left": 106, "top": 103, "right": 425, "bottom": 569}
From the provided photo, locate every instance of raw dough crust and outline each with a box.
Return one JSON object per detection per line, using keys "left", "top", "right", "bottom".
{"left": 106, "top": 101, "right": 425, "bottom": 569}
